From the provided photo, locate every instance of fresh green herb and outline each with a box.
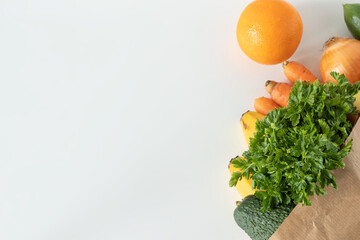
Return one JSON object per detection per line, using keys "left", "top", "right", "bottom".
{"left": 230, "top": 72, "right": 360, "bottom": 211}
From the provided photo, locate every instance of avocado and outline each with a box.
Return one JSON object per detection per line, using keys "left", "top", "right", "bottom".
{"left": 234, "top": 195, "right": 295, "bottom": 240}
{"left": 344, "top": 3, "right": 360, "bottom": 40}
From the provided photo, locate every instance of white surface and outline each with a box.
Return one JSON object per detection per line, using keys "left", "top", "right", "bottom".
{"left": 0, "top": 0, "right": 357, "bottom": 239}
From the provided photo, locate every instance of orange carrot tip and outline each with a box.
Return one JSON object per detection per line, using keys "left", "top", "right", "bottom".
{"left": 254, "top": 97, "right": 280, "bottom": 115}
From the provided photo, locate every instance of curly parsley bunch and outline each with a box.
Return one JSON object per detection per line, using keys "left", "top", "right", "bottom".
{"left": 230, "top": 72, "right": 360, "bottom": 211}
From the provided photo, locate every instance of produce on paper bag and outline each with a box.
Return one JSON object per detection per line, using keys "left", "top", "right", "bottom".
{"left": 229, "top": 1, "right": 360, "bottom": 239}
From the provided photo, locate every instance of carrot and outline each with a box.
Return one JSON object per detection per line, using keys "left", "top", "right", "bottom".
{"left": 265, "top": 80, "right": 292, "bottom": 107}
{"left": 254, "top": 97, "right": 280, "bottom": 115}
{"left": 283, "top": 61, "right": 318, "bottom": 84}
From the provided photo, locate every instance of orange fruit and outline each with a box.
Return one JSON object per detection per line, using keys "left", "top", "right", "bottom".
{"left": 236, "top": 0, "right": 303, "bottom": 65}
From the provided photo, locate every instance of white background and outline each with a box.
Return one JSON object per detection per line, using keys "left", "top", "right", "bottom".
{"left": 0, "top": 0, "right": 356, "bottom": 239}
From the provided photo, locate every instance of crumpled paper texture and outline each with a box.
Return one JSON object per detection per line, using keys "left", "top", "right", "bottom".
{"left": 270, "top": 120, "right": 360, "bottom": 240}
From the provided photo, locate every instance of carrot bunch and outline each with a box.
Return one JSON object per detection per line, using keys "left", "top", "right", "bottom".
{"left": 253, "top": 61, "right": 319, "bottom": 115}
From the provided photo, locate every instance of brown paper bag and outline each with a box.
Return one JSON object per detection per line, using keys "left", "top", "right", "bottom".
{"left": 270, "top": 120, "right": 360, "bottom": 240}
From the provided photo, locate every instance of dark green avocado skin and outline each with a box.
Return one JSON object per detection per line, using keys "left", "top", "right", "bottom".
{"left": 233, "top": 195, "right": 294, "bottom": 240}
{"left": 344, "top": 3, "right": 360, "bottom": 40}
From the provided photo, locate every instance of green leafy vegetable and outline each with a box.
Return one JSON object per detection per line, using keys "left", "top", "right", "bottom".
{"left": 230, "top": 72, "right": 360, "bottom": 211}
